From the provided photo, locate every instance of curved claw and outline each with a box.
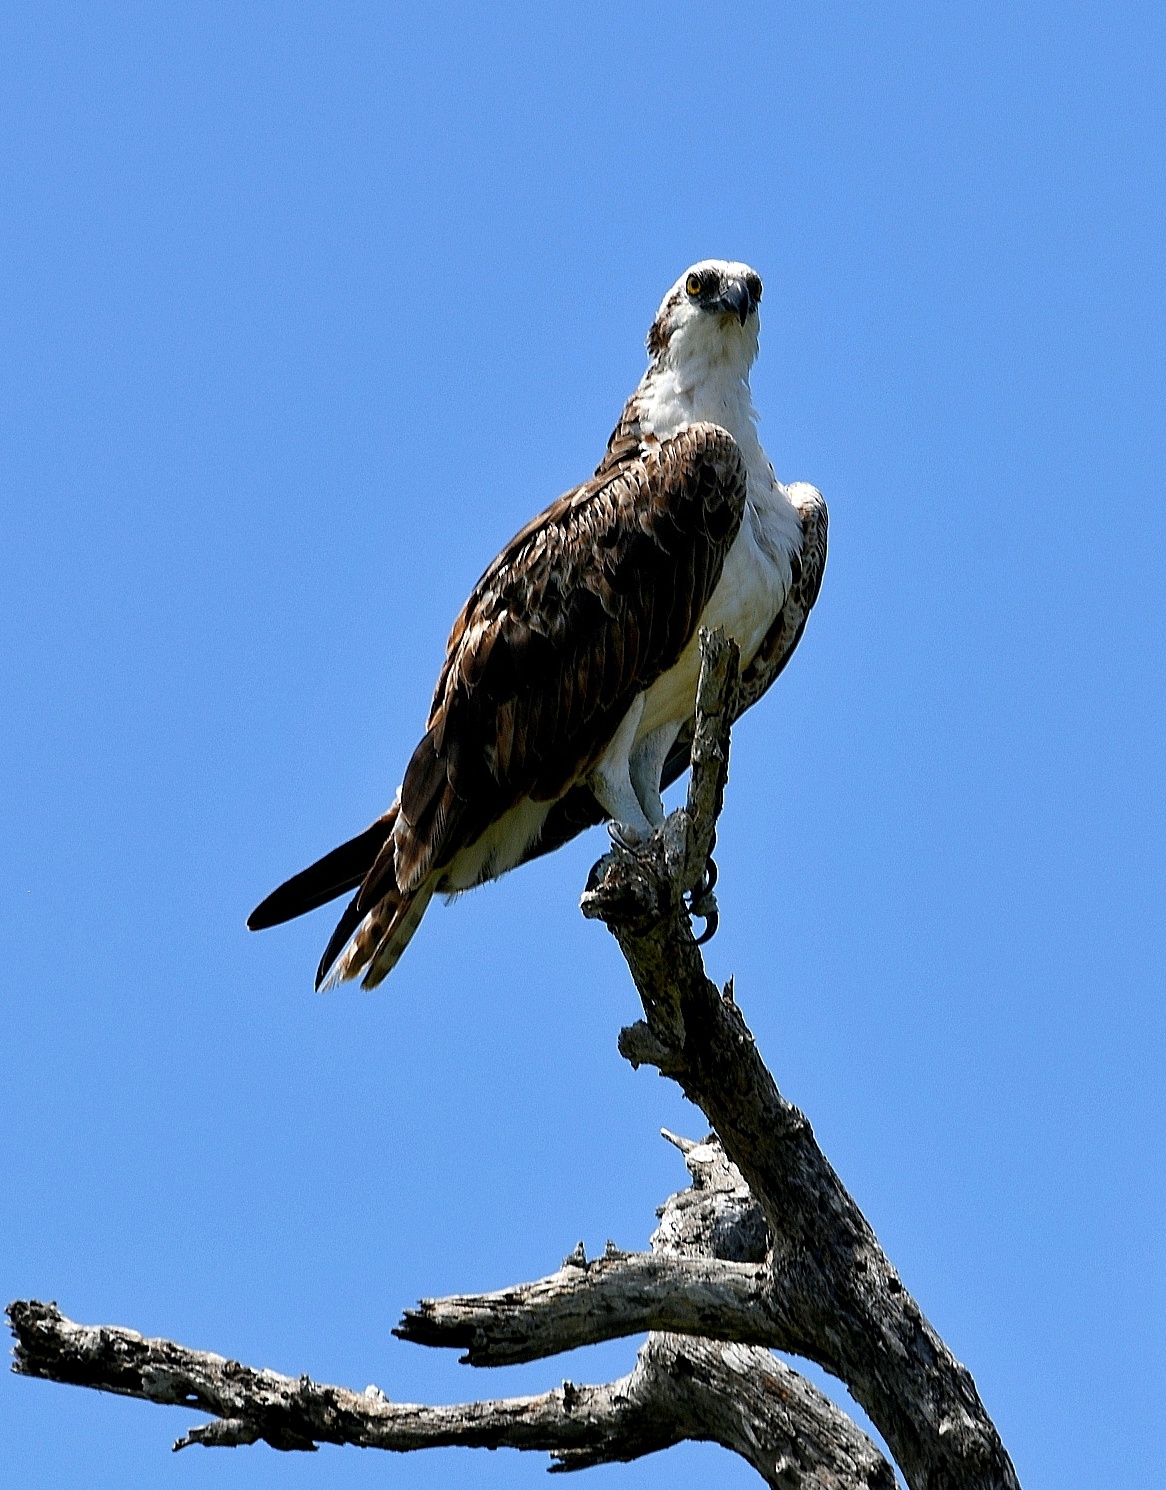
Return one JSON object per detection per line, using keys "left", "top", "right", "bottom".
{"left": 691, "top": 855, "right": 718, "bottom": 902}
{"left": 693, "top": 904, "right": 719, "bottom": 945}
{"left": 607, "top": 820, "right": 649, "bottom": 853}
{"left": 687, "top": 852, "right": 720, "bottom": 944}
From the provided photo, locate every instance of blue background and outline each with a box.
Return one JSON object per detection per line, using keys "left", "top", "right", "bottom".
{"left": 2, "top": 4, "right": 1162, "bottom": 1486}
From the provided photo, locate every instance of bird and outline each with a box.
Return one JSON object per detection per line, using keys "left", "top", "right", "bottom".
{"left": 248, "top": 260, "right": 827, "bottom": 989}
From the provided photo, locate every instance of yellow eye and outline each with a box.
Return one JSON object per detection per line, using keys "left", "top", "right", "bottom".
{"left": 685, "top": 273, "right": 703, "bottom": 297}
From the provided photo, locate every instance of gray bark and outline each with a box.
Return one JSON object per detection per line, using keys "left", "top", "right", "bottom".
{"left": 7, "top": 629, "right": 1018, "bottom": 1490}
{"left": 578, "top": 631, "right": 1019, "bottom": 1490}
{"left": 8, "top": 1130, "right": 890, "bottom": 1486}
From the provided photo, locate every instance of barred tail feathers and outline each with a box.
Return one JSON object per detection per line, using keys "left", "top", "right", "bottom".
{"left": 318, "top": 877, "right": 437, "bottom": 991}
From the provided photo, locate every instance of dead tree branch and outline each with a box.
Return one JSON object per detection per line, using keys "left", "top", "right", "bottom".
{"left": 397, "top": 1250, "right": 776, "bottom": 1366}
{"left": 7, "top": 1128, "right": 891, "bottom": 1486}
{"left": 577, "top": 628, "right": 1020, "bottom": 1490}
{"left": 8, "top": 628, "right": 1017, "bottom": 1490}
{"left": 8, "top": 1292, "right": 889, "bottom": 1487}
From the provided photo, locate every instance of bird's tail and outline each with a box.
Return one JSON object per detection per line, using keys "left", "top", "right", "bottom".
{"left": 248, "top": 803, "right": 439, "bottom": 989}
{"left": 247, "top": 811, "right": 396, "bottom": 932}
{"left": 318, "top": 875, "right": 437, "bottom": 990}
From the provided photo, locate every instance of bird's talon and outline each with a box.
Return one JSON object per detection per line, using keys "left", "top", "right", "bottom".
{"left": 689, "top": 852, "right": 719, "bottom": 903}
{"left": 686, "top": 848, "right": 720, "bottom": 941}
{"left": 608, "top": 821, "right": 649, "bottom": 853}
{"left": 693, "top": 901, "right": 719, "bottom": 945}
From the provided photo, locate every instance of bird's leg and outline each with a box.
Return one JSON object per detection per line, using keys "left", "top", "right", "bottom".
{"left": 628, "top": 720, "right": 683, "bottom": 829}
{"left": 592, "top": 761, "right": 656, "bottom": 849}
{"left": 589, "top": 696, "right": 655, "bottom": 848}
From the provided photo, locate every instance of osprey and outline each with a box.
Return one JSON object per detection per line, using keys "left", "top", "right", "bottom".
{"left": 249, "top": 261, "right": 827, "bottom": 988}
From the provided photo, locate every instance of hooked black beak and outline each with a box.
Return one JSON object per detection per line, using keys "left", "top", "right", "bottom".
{"left": 715, "top": 279, "right": 753, "bottom": 326}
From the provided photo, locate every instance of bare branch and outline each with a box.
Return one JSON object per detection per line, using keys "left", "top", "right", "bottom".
{"left": 398, "top": 1132, "right": 777, "bottom": 1367}
{"left": 397, "top": 1251, "right": 777, "bottom": 1366}
{"left": 7, "top": 1297, "right": 664, "bottom": 1458}
{"left": 6, "top": 1133, "right": 894, "bottom": 1485}
{"left": 7, "top": 1300, "right": 891, "bottom": 1488}
{"left": 6, "top": 628, "right": 1016, "bottom": 1490}
{"left": 553, "top": 1333, "right": 896, "bottom": 1489}
{"left": 581, "top": 629, "right": 1021, "bottom": 1490}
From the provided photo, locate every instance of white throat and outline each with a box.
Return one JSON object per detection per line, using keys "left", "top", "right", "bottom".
{"left": 634, "top": 325, "right": 802, "bottom": 578}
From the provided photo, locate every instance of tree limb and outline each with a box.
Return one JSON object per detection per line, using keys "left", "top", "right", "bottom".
{"left": 396, "top": 1251, "right": 776, "bottom": 1366}
{"left": 6, "top": 628, "right": 1018, "bottom": 1490}
{"left": 7, "top": 1299, "right": 892, "bottom": 1488}
{"left": 7, "top": 1122, "right": 893, "bottom": 1485}
{"left": 579, "top": 628, "right": 1020, "bottom": 1490}
{"left": 397, "top": 1129, "right": 776, "bottom": 1367}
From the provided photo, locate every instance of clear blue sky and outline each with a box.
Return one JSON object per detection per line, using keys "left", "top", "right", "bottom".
{"left": 1, "top": 4, "right": 1162, "bottom": 1487}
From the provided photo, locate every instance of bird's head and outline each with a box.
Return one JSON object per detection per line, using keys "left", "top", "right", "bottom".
{"left": 646, "top": 260, "right": 763, "bottom": 372}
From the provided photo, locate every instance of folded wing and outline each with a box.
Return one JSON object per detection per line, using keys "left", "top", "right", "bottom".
{"left": 521, "top": 483, "right": 828, "bottom": 866}
{"left": 249, "top": 422, "right": 749, "bottom": 988}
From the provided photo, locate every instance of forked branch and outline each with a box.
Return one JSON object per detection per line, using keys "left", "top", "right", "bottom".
{"left": 7, "top": 629, "right": 1017, "bottom": 1490}
{"left": 8, "top": 1293, "right": 890, "bottom": 1488}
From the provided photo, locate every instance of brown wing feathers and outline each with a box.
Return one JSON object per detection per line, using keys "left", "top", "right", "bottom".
{"left": 387, "top": 423, "right": 746, "bottom": 898}
{"left": 521, "top": 487, "right": 829, "bottom": 869}
{"left": 249, "top": 421, "right": 747, "bottom": 987}
{"left": 735, "top": 487, "right": 828, "bottom": 716}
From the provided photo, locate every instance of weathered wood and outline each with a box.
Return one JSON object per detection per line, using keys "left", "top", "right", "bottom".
{"left": 397, "top": 1250, "right": 777, "bottom": 1365}
{"left": 398, "top": 1130, "right": 778, "bottom": 1366}
{"left": 7, "top": 629, "right": 1016, "bottom": 1490}
{"left": 580, "top": 631, "right": 1020, "bottom": 1490}
{"left": 7, "top": 1291, "right": 891, "bottom": 1488}
{"left": 7, "top": 1134, "right": 892, "bottom": 1485}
